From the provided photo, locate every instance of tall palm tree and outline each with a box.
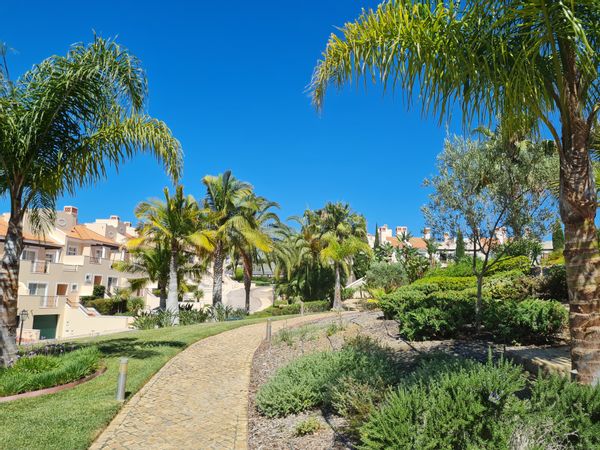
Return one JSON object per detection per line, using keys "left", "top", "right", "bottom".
{"left": 133, "top": 186, "right": 213, "bottom": 322}
{"left": 315, "top": 202, "right": 370, "bottom": 309}
{"left": 310, "top": 1, "right": 600, "bottom": 384}
{"left": 231, "top": 195, "right": 283, "bottom": 313}
{"left": 320, "top": 235, "right": 371, "bottom": 309}
{"left": 0, "top": 38, "right": 182, "bottom": 366}
{"left": 202, "top": 171, "right": 270, "bottom": 306}
{"left": 114, "top": 242, "right": 170, "bottom": 309}
{"left": 114, "top": 241, "right": 206, "bottom": 309}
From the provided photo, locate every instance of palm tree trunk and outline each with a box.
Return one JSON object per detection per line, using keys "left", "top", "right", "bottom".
{"left": 167, "top": 245, "right": 179, "bottom": 325}
{"left": 212, "top": 241, "right": 224, "bottom": 306}
{"left": 241, "top": 251, "right": 252, "bottom": 313}
{"left": 0, "top": 201, "right": 24, "bottom": 367}
{"left": 158, "top": 281, "right": 167, "bottom": 310}
{"left": 560, "top": 117, "right": 600, "bottom": 384}
{"left": 332, "top": 263, "right": 342, "bottom": 310}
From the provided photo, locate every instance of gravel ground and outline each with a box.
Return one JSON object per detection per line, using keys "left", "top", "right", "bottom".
{"left": 247, "top": 311, "right": 503, "bottom": 449}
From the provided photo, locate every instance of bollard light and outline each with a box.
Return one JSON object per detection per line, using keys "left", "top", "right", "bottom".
{"left": 266, "top": 318, "right": 272, "bottom": 342}
{"left": 116, "top": 357, "right": 128, "bottom": 401}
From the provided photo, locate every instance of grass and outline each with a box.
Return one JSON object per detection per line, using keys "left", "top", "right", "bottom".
{"left": 0, "top": 347, "right": 100, "bottom": 396}
{"left": 0, "top": 316, "right": 295, "bottom": 450}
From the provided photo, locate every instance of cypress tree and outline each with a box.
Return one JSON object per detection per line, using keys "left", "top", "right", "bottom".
{"left": 455, "top": 229, "right": 466, "bottom": 260}
{"left": 552, "top": 220, "right": 565, "bottom": 251}
{"left": 374, "top": 223, "right": 380, "bottom": 248}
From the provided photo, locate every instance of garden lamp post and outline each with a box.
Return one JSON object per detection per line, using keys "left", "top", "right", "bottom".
{"left": 18, "top": 309, "right": 29, "bottom": 344}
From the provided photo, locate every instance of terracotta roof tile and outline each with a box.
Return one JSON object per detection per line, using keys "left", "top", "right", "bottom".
{"left": 67, "top": 225, "right": 119, "bottom": 246}
{"left": 0, "top": 218, "right": 61, "bottom": 247}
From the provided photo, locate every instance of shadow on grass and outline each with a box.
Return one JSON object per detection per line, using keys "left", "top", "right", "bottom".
{"left": 93, "top": 338, "right": 187, "bottom": 360}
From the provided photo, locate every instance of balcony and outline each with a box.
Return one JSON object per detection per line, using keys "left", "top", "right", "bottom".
{"left": 30, "top": 261, "right": 49, "bottom": 274}
{"left": 18, "top": 295, "right": 67, "bottom": 310}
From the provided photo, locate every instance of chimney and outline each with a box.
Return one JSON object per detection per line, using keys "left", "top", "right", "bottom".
{"left": 443, "top": 232, "right": 450, "bottom": 242}
{"left": 423, "top": 227, "right": 431, "bottom": 240}
{"left": 123, "top": 221, "right": 132, "bottom": 227}
{"left": 63, "top": 206, "right": 78, "bottom": 217}
{"left": 396, "top": 226, "right": 408, "bottom": 236}
{"left": 110, "top": 215, "right": 120, "bottom": 221}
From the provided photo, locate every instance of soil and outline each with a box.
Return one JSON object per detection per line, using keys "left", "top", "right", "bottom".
{"left": 247, "top": 311, "right": 502, "bottom": 449}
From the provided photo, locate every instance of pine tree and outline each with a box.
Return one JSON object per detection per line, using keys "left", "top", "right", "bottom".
{"left": 374, "top": 223, "right": 380, "bottom": 248}
{"left": 455, "top": 229, "right": 466, "bottom": 260}
{"left": 552, "top": 220, "right": 565, "bottom": 251}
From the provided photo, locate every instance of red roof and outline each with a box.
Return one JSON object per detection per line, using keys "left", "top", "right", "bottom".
{"left": 0, "top": 218, "right": 61, "bottom": 247}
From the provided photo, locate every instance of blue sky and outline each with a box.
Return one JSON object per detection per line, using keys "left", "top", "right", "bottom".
{"left": 1, "top": 0, "right": 465, "bottom": 235}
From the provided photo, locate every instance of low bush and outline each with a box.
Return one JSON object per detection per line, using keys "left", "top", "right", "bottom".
{"left": 488, "top": 255, "right": 531, "bottom": 275}
{"left": 379, "top": 288, "right": 426, "bottom": 320}
{"left": 412, "top": 275, "right": 476, "bottom": 292}
{"left": 178, "top": 305, "right": 210, "bottom": 326}
{"left": 92, "top": 285, "right": 106, "bottom": 298}
{"left": 341, "top": 287, "right": 356, "bottom": 300}
{"left": 483, "top": 298, "right": 567, "bottom": 343}
{"left": 0, "top": 347, "right": 101, "bottom": 396}
{"left": 294, "top": 417, "right": 322, "bottom": 436}
{"left": 262, "top": 300, "right": 330, "bottom": 317}
{"left": 83, "top": 297, "right": 127, "bottom": 315}
{"left": 424, "top": 258, "right": 476, "bottom": 278}
{"left": 539, "top": 265, "right": 568, "bottom": 302}
{"left": 256, "top": 337, "right": 401, "bottom": 417}
{"left": 126, "top": 297, "right": 145, "bottom": 315}
{"left": 484, "top": 270, "right": 540, "bottom": 301}
{"left": 359, "top": 355, "right": 600, "bottom": 450}
{"left": 132, "top": 311, "right": 159, "bottom": 330}
{"left": 364, "top": 262, "right": 406, "bottom": 293}
{"left": 359, "top": 356, "right": 527, "bottom": 449}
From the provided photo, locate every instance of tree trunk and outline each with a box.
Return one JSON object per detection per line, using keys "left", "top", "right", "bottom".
{"left": 332, "top": 263, "right": 342, "bottom": 310}
{"left": 167, "top": 245, "right": 179, "bottom": 325}
{"left": 559, "top": 115, "right": 600, "bottom": 384}
{"left": 475, "top": 275, "right": 483, "bottom": 331}
{"left": 212, "top": 241, "right": 224, "bottom": 306}
{"left": 241, "top": 251, "right": 252, "bottom": 313}
{"left": 0, "top": 201, "right": 24, "bottom": 367}
{"left": 158, "top": 280, "right": 167, "bottom": 310}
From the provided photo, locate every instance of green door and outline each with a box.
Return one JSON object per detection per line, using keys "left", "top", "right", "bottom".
{"left": 32, "top": 314, "right": 58, "bottom": 340}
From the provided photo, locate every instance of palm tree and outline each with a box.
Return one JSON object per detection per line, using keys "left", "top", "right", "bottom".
{"left": 231, "top": 195, "right": 283, "bottom": 313}
{"left": 202, "top": 171, "right": 270, "bottom": 306}
{"left": 114, "top": 242, "right": 170, "bottom": 309}
{"left": 133, "top": 186, "right": 213, "bottom": 323}
{"left": 114, "top": 241, "right": 206, "bottom": 309}
{"left": 0, "top": 38, "right": 182, "bottom": 366}
{"left": 320, "top": 235, "right": 371, "bottom": 309}
{"left": 310, "top": 1, "right": 600, "bottom": 384}
{"left": 315, "top": 202, "right": 370, "bottom": 309}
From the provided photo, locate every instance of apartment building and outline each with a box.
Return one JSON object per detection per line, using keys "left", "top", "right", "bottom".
{"left": 0, "top": 206, "right": 147, "bottom": 342}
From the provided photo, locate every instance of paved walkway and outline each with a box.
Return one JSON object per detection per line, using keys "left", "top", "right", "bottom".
{"left": 91, "top": 314, "right": 334, "bottom": 450}
{"left": 505, "top": 345, "right": 571, "bottom": 378}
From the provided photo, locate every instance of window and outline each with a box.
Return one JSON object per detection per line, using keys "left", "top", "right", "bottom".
{"left": 28, "top": 282, "right": 47, "bottom": 296}
{"left": 70, "top": 283, "right": 78, "bottom": 293}
{"left": 107, "top": 277, "right": 118, "bottom": 291}
{"left": 21, "top": 250, "right": 36, "bottom": 261}
{"left": 95, "top": 248, "right": 103, "bottom": 259}
{"left": 67, "top": 246, "right": 77, "bottom": 256}
{"left": 45, "top": 253, "right": 55, "bottom": 263}
{"left": 84, "top": 273, "right": 92, "bottom": 284}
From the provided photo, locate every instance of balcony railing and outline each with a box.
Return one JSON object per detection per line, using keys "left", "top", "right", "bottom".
{"left": 89, "top": 256, "right": 101, "bottom": 265}
{"left": 30, "top": 261, "right": 49, "bottom": 274}
{"left": 18, "top": 295, "right": 66, "bottom": 309}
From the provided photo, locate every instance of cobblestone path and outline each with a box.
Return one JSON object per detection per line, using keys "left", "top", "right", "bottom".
{"left": 90, "top": 314, "right": 334, "bottom": 450}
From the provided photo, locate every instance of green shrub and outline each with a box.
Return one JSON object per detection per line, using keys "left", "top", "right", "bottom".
{"left": 424, "top": 258, "right": 476, "bottom": 278}
{"left": 483, "top": 270, "right": 540, "bottom": 301}
{"left": 483, "top": 298, "right": 567, "bottom": 343}
{"left": 83, "top": 297, "right": 126, "bottom": 315}
{"left": 412, "top": 275, "right": 476, "bottom": 292}
{"left": 379, "top": 288, "right": 426, "bottom": 320}
{"left": 92, "top": 285, "right": 106, "bottom": 298}
{"left": 527, "top": 374, "right": 600, "bottom": 448}
{"left": 341, "top": 287, "right": 356, "bottom": 300}
{"left": 0, "top": 347, "right": 101, "bottom": 396}
{"left": 294, "top": 417, "right": 322, "bottom": 436}
{"left": 539, "top": 265, "right": 568, "bottom": 302}
{"left": 126, "top": 297, "right": 145, "bottom": 314}
{"left": 178, "top": 304, "right": 210, "bottom": 325}
{"left": 364, "top": 262, "right": 406, "bottom": 293}
{"left": 256, "top": 337, "right": 401, "bottom": 417}
{"left": 265, "top": 300, "right": 330, "bottom": 316}
{"left": 359, "top": 356, "right": 526, "bottom": 449}
{"left": 132, "top": 312, "right": 159, "bottom": 330}
{"left": 488, "top": 255, "right": 531, "bottom": 275}
{"left": 234, "top": 266, "right": 243, "bottom": 281}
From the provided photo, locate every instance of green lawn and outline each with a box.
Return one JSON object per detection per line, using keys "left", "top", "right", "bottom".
{"left": 0, "top": 317, "right": 283, "bottom": 449}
